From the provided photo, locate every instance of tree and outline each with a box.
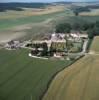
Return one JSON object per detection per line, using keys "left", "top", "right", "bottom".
{"left": 87, "top": 29, "right": 94, "bottom": 39}
{"left": 72, "top": 23, "right": 80, "bottom": 31}
{"left": 74, "top": 11, "right": 79, "bottom": 16}
{"left": 95, "top": 21, "right": 99, "bottom": 27}
{"left": 55, "top": 23, "right": 71, "bottom": 33}
{"left": 81, "top": 23, "right": 90, "bottom": 31}
{"left": 93, "top": 27, "right": 99, "bottom": 36}
{"left": 31, "top": 49, "right": 39, "bottom": 55}
{"left": 41, "top": 42, "right": 48, "bottom": 56}
{"left": 94, "top": 21, "right": 99, "bottom": 35}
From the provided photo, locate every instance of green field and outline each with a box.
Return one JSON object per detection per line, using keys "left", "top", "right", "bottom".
{"left": 0, "top": 8, "right": 73, "bottom": 41}
{"left": 43, "top": 37, "right": 99, "bottom": 100}
{"left": 0, "top": 10, "right": 72, "bottom": 30}
{"left": 0, "top": 49, "right": 72, "bottom": 100}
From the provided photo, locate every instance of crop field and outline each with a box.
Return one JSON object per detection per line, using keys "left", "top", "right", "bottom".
{"left": 0, "top": 11, "right": 63, "bottom": 30}
{"left": 0, "top": 7, "right": 73, "bottom": 42}
{"left": 0, "top": 49, "right": 72, "bottom": 100}
{"left": 90, "top": 36, "right": 99, "bottom": 53}
{"left": 43, "top": 37, "right": 99, "bottom": 100}
{"left": 0, "top": 5, "right": 71, "bottom": 30}
{"left": 80, "top": 9, "right": 99, "bottom": 16}
{"left": 0, "top": 5, "right": 65, "bottom": 20}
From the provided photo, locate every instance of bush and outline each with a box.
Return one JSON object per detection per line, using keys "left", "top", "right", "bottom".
{"left": 41, "top": 42, "right": 48, "bottom": 56}
{"left": 55, "top": 23, "right": 71, "bottom": 33}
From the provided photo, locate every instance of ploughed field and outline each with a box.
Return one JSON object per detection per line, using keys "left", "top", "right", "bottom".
{"left": 0, "top": 49, "right": 72, "bottom": 100}
{"left": 43, "top": 36, "right": 99, "bottom": 100}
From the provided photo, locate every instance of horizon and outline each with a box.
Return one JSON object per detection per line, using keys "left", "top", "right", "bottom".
{"left": 0, "top": 0, "right": 99, "bottom": 3}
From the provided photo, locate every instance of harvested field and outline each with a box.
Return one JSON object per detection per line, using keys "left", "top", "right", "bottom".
{"left": 43, "top": 37, "right": 99, "bottom": 100}
{"left": 80, "top": 9, "right": 99, "bottom": 16}
{"left": 90, "top": 36, "right": 99, "bottom": 53}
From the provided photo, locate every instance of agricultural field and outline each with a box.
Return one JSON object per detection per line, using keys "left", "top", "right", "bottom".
{"left": 80, "top": 9, "right": 99, "bottom": 16}
{"left": 1, "top": 2, "right": 99, "bottom": 100}
{"left": 0, "top": 5, "right": 73, "bottom": 42}
{"left": 43, "top": 36, "right": 99, "bottom": 100}
{"left": 0, "top": 5, "right": 71, "bottom": 30}
{"left": 90, "top": 36, "right": 99, "bottom": 53}
{"left": 0, "top": 11, "right": 65, "bottom": 30}
{"left": 0, "top": 5, "right": 65, "bottom": 20}
{"left": 0, "top": 49, "right": 72, "bottom": 100}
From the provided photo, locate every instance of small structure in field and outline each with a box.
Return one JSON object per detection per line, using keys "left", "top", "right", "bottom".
{"left": 5, "top": 40, "right": 21, "bottom": 50}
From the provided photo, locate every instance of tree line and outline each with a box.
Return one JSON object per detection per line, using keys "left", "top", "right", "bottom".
{"left": 0, "top": 3, "right": 50, "bottom": 12}
{"left": 55, "top": 21, "right": 99, "bottom": 39}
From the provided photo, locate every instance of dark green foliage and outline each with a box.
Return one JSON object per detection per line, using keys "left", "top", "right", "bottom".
{"left": 56, "top": 16, "right": 99, "bottom": 38}
{"left": 0, "top": 3, "right": 50, "bottom": 12}
{"left": 71, "top": 21, "right": 95, "bottom": 31}
{"left": 86, "top": 39, "right": 93, "bottom": 52}
{"left": 81, "top": 23, "right": 89, "bottom": 31}
{"left": 41, "top": 42, "right": 48, "bottom": 56}
{"left": 87, "top": 29, "right": 94, "bottom": 39}
{"left": 95, "top": 21, "right": 99, "bottom": 27}
{"left": 87, "top": 21, "right": 99, "bottom": 38}
{"left": 73, "top": 11, "right": 79, "bottom": 16}
{"left": 93, "top": 27, "right": 99, "bottom": 36}
{"left": 72, "top": 6, "right": 91, "bottom": 15}
{"left": 55, "top": 23, "right": 71, "bottom": 33}
{"left": 94, "top": 21, "right": 99, "bottom": 35}
{"left": 31, "top": 49, "right": 39, "bottom": 55}
{"left": 72, "top": 22, "right": 81, "bottom": 31}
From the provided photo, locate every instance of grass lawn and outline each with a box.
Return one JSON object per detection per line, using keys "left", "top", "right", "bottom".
{"left": 0, "top": 49, "right": 72, "bottom": 100}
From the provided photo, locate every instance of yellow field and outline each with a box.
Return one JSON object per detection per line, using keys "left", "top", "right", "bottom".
{"left": 0, "top": 5, "right": 65, "bottom": 19}
{"left": 43, "top": 37, "right": 99, "bottom": 100}
{"left": 90, "top": 36, "right": 99, "bottom": 53}
{"left": 80, "top": 9, "right": 99, "bottom": 16}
